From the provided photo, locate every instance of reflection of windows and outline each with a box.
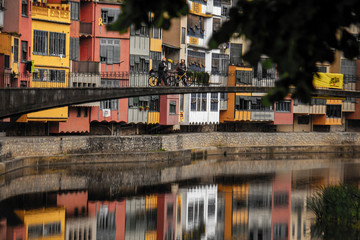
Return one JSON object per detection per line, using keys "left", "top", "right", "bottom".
{"left": 21, "top": 41, "right": 27, "bottom": 62}
{"left": 33, "top": 30, "right": 48, "bottom": 55}
{"left": 276, "top": 101, "right": 291, "bottom": 112}
{"left": 14, "top": 38, "right": 19, "bottom": 63}
{"left": 170, "top": 101, "right": 176, "bottom": 115}
{"left": 101, "top": 8, "right": 120, "bottom": 24}
{"left": 188, "top": 203, "right": 194, "bottom": 222}
{"left": 100, "top": 39, "right": 120, "bottom": 64}
{"left": 70, "top": 1, "right": 79, "bottom": 20}
{"left": 210, "top": 93, "right": 218, "bottom": 112}
{"left": 28, "top": 225, "right": 43, "bottom": 239}
{"left": 208, "top": 198, "right": 216, "bottom": 217}
{"left": 49, "top": 70, "right": 65, "bottom": 82}
{"left": 167, "top": 203, "right": 173, "bottom": 219}
{"left": 44, "top": 222, "right": 61, "bottom": 236}
{"left": 326, "top": 105, "right": 341, "bottom": 118}
{"left": 273, "top": 223, "right": 288, "bottom": 240}
{"left": 33, "top": 69, "right": 48, "bottom": 81}
{"left": 49, "top": 32, "right": 66, "bottom": 56}
{"left": 274, "top": 192, "right": 289, "bottom": 207}
{"left": 22, "top": 0, "right": 28, "bottom": 17}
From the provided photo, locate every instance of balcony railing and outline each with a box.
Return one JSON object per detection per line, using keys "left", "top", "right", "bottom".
{"left": 80, "top": 22, "right": 92, "bottom": 36}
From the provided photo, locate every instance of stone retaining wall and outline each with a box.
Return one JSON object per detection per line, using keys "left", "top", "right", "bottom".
{"left": 1, "top": 132, "right": 360, "bottom": 160}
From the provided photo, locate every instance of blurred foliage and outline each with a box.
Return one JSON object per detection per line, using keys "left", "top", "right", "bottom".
{"left": 107, "top": 0, "right": 189, "bottom": 33}
{"left": 110, "top": 0, "right": 360, "bottom": 103}
{"left": 308, "top": 184, "right": 360, "bottom": 239}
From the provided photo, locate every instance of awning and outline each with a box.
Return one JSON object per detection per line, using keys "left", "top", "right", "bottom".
{"left": 162, "top": 43, "right": 180, "bottom": 50}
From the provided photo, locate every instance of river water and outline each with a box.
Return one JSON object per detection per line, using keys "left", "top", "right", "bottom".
{"left": 0, "top": 151, "right": 360, "bottom": 239}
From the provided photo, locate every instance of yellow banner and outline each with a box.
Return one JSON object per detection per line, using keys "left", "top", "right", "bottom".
{"left": 189, "top": 37, "right": 198, "bottom": 45}
{"left": 313, "top": 72, "right": 343, "bottom": 89}
{"left": 180, "top": 111, "right": 184, "bottom": 122}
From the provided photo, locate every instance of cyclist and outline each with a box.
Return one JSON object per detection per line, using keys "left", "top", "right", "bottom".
{"left": 176, "top": 59, "right": 187, "bottom": 86}
{"left": 157, "top": 57, "right": 168, "bottom": 86}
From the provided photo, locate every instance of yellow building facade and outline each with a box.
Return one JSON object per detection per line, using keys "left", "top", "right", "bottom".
{"left": 18, "top": 2, "right": 71, "bottom": 123}
{"left": 15, "top": 207, "right": 65, "bottom": 240}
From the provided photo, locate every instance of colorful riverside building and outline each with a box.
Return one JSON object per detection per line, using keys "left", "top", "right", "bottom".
{"left": 13, "top": 0, "right": 70, "bottom": 133}
{"left": 0, "top": 0, "right": 32, "bottom": 88}
{"left": 179, "top": 0, "right": 227, "bottom": 127}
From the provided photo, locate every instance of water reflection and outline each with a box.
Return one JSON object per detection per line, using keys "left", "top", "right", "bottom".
{"left": 1, "top": 159, "right": 360, "bottom": 240}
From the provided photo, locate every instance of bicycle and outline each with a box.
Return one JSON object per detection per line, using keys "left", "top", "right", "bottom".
{"left": 177, "top": 71, "right": 194, "bottom": 86}
{"left": 148, "top": 70, "right": 159, "bottom": 86}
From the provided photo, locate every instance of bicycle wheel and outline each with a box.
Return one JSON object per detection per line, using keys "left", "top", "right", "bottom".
{"left": 149, "top": 75, "right": 158, "bottom": 86}
{"left": 167, "top": 75, "right": 177, "bottom": 86}
{"left": 185, "top": 75, "right": 194, "bottom": 86}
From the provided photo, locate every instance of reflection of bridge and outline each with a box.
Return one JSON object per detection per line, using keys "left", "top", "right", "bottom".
{"left": 1, "top": 86, "right": 360, "bottom": 119}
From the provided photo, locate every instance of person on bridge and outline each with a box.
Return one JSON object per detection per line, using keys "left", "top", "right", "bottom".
{"left": 157, "top": 57, "right": 168, "bottom": 86}
{"left": 176, "top": 59, "right": 187, "bottom": 86}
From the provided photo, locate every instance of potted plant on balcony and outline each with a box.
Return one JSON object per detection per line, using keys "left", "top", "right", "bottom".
{"left": 145, "top": 106, "right": 149, "bottom": 111}
{"left": 139, "top": 106, "right": 144, "bottom": 111}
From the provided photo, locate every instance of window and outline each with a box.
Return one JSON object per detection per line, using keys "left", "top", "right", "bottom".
{"left": 235, "top": 70, "right": 252, "bottom": 85}
{"left": 150, "top": 96, "right": 160, "bottom": 112}
{"left": 33, "top": 30, "right": 48, "bottom": 55}
{"left": 220, "top": 93, "right": 228, "bottom": 101}
{"left": 317, "top": 66, "right": 327, "bottom": 73}
{"left": 191, "top": 93, "right": 196, "bottom": 111}
{"left": 187, "top": 14, "right": 205, "bottom": 38}
{"left": 298, "top": 115, "right": 310, "bottom": 125}
{"left": 84, "top": 108, "right": 88, "bottom": 118}
{"left": 44, "top": 222, "right": 61, "bottom": 236}
{"left": 49, "top": 70, "right": 65, "bottom": 82}
{"left": 77, "top": 107, "right": 81, "bottom": 117}
{"left": 49, "top": 32, "right": 66, "bottom": 56}
{"left": 213, "top": 18, "right": 221, "bottom": 32}
{"left": 235, "top": 96, "right": 272, "bottom": 111}
{"left": 21, "top": 41, "right": 27, "bottom": 62}
{"left": 212, "top": 53, "right": 229, "bottom": 75}
{"left": 129, "top": 54, "right": 149, "bottom": 73}
{"left": 181, "top": 27, "right": 186, "bottom": 44}
{"left": 4, "top": 55, "right": 9, "bottom": 68}
{"left": 150, "top": 51, "right": 161, "bottom": 71}
{"left": 169, "top": 101, "right": 176, "bottom": 114}
{"left": 180, "top": 94, "right": 184, "bottom": 112}
{"left": 276, "top": 101, "right": 291, "bottom": 112}
{"left": 28, "top": 225, "right": 43, "bottom": 238}
{"left": 70, "top": 2, "right": 79, "bottom": 20}
{"left": 210, "top": 93, "right": 218, "bottom": 111}
{"left": 14, "top": 38, "right": 19, "bottom": 63}
{"left": 187, "top": 50, "right": 205, "bottom": 72}
{"left": 326, "top": 105, "right": 341, "bottom": 118}
{"left": 100, "top": 80, "right": 119, "bottom": 110}
{"left": 101, "top": 8, "right": 121, "bottom": 25}
{"left": 70, "top": 38, "right": 79, "bottom": 60}
{"left": 130, "top": 24, "right": 149, "bottom": 36}
{"left": 310, "top": 98, "right": 326, "bottom": 105}
{"left": 191, "top": 93, "right": 207, "bottom": 112}
{"left": 230, "top": 43, "right": 242, "bottom": 65}
{"left": 22, "top": 0, "right": 28, "bottom": 17}
{"left": 100, "top": 39, "right": 120, "bottom": 64}
{"left": 33, "top": 69, "right": 48, "bottom": 81}
{"left": 153, "top": 28, "right": 160, "bottom": 39}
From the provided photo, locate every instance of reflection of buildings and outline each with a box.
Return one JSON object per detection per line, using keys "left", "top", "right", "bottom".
{"left": 290, "top": 189, "right": 310, "bottom": 240}
{"left": 124, "top": 197, "right": 146, "bottom": 240}
{"left": 180, "top": 185, "right": 217, "bottom": 240}
{"left": 271, "top": 174, "right": 291, "bottom": 240}
{"left": 145, "top": 195, "right": 157, "bottom": 240}
{"left": 157, "top": 193, "right": 177, "bottom": 240}
{"left": 217, "top": 184, "right": 249, "bottom": 240}
{"left": 88, "top": 201, "right": 126, "bottom": 240}
{"left": 248, "top": 182, "right": 272, "bottom": 240}
{"left": 56, "top": 191, "right": 97, "bottom": 240}
{"left": 15, "top": 207, "right": 65, "bottom": 240}
{"left": 175, "top": 194, "right": 182, "bottom": 240}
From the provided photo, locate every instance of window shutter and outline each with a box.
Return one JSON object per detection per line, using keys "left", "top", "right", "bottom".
{"left": 100, "top": 43, "right": 106, "bottom": 58}
{"left": 113, "top": 42, "right": 120, "bottom": 64}
{"left": 106, "top": 45, "right": 114, "bottom": 64}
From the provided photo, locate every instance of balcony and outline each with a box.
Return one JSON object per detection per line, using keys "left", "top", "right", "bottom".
{"left": 80, "top": 22, "right": 92, "bottom": 36}
{"left": 32, "top": 4, "right": 70, "bottom": 24}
